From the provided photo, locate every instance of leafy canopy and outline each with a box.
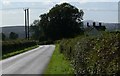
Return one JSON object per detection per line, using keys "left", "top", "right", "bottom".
{"left": 31, "top": 3, "right": 84, "bottom": 40}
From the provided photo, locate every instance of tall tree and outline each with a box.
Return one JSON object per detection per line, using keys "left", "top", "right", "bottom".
{"left": 31, "top": 3, "right": 84, "bottom": 40}
{"left": 9, "top": 32, "right": 18, "bottom": 40}
{"left": 30, "top": 19, "right": 45, "bottom": 41}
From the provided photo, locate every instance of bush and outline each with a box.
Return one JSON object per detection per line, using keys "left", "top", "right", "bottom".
{"left": 59, "top": 32, "right": 120, "bottom": 75}
{"left": 38, "top": 40, "right": 54, "bottom": 45}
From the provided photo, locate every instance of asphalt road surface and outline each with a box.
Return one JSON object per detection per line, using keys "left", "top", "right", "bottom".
{"left": 0, "top": 45, "right": 55, "bottom": 75}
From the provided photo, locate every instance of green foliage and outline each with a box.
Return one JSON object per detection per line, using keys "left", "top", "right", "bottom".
{"left": 2, "top": 40, "right": 37, "bottom": 59}
{"left": 2, "top": 45, "right": 38, "bottom": 59}
{"left": 9, "top": 32, "right": 18, "bottom": 40}
{"left": 1, "top": 33, "right": 6, "bottom": 40}
{"left": 31, "top": 3, "right": 84, "bottom": 41}
{"left": 44, "top": 44, "right": 74, "bottom": 74}
{"left": 60, "top": 32, "right": 120, "bottom": 75}
{"left": 30, "top": 20, "right": 43, "bottom": 40}
{"left": 38, "top": 40, "right": 54, "bottom": 45}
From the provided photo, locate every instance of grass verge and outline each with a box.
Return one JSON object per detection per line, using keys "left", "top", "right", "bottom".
{"left": 2, "top": 45, "right": 39, "bottom": 60}
{"left": 44, "top": 44, "right": 74, "bottom": 75}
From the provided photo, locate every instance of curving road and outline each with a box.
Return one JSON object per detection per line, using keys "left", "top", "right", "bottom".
{"left": 0, "top": 45, "right": 55, "bottom": 75}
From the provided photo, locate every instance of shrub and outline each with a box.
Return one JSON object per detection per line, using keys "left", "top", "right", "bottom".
{"left": 59, "top": 32, "right": 120, "bottom": 75}
{"left": 38, "top": 40, "right": 54, "bottom": 45}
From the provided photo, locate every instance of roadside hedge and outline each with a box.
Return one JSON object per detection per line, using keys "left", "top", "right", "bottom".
{"left": 2, "top": 40, "right": 37, "bottom": 56}
{"left": 60, "top": 32, "right": 120, "bottom": 75}
{"left": 38, "top": 40, "right": 54, "bottom": 45}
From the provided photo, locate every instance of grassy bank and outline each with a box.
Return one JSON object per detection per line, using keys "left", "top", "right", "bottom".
{"left": 44, "top": 44, "right": 74, "bottom": 75}
{"left": 2, "top": 45, "right": 39, "bottom": 60}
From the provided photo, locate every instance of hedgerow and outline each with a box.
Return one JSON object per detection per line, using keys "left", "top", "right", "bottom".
{"left": 2, "top": 40, "right": 37, "bottom": 57}
{"left": 60, "top": 32, "right": 120, "bottom": 75}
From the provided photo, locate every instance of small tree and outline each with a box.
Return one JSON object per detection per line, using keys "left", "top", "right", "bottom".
{"left": 1, "top": 33, "right": 6, "bottom": 40}
{"left": 9, "top": 32, "right": 18, "bottom": 40}
{"left": 30, "top": 20, "right": 41, "bottom": 40}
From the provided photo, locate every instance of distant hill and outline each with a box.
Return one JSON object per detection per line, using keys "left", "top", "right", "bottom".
{"left": 1, "top": 22, "right": 120, "bottom": 39}
{"left": 103, "top": 23, "right": 120, "bottom": 31}
{"left": 1, "top": 26, "right": 32, "bottom": 38}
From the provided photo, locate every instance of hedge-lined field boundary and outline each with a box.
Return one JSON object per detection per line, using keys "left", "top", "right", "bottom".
{"left": 60, "top": 32, "right": 120, "bottom": 75}
{"left": 2, "top": 45, "right": 38, "bottom": 60}
{"left": 2, "top": 40, "right": 37, "bottom": 59}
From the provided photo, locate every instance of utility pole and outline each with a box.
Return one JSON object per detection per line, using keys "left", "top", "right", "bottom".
{"left": 24, "top": 8, "right": 30, "bottom": 40}
{"left": 24, "top": 9, "right": 28, "bottom": 39}
{"left": 27, "top": 8, "right": 29, "bottom": 40}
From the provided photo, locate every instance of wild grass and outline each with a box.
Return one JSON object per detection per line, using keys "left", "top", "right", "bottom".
{"left": 44, "top": 44, "right": 74, "bottom": 75}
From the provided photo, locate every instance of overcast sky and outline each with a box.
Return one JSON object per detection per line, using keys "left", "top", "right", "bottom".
{"left": 0, "top": 0, "right": 119, "bottom": 27}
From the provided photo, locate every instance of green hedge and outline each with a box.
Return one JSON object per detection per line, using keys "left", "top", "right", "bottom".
{"left": 2, "top": 40, "right": 37, "bottom": 56}
{"left": 60, "top": 32, "right": 120, "bottom": 75}
{"left": 38, "top": 40, "right": 54, "bottom": 45}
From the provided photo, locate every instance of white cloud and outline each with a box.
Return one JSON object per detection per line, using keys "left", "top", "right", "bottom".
{"left": 1, "top": 0, "right": 119, "bottom": 4}
{"left": 2, "top": 0, "right": 52, "bottom": 2}
{"left": 79, "top": 0, "right": 88, "bottom": 3}
{"left": 0, "top": 0, "right": 81, "bottom": 2}
{"left": 2, "top": 0, "right": 11, "bottom": 5}
{"left": 0, "top": 11, "right": 2, "bottom": 27}
{"left": 41, "top": 0, "right": 54, "bottom": 5}
{"left": 80, "top": 0, "right": 119, "bottom": 2}
{"left": 2, "top": 0, "right": 119, "bottom": 2}
{"left": 58, "top": 0, "right": 69, "bottom": 4}
{"left": 2, "top": 9, "right": 23, "bottom": 14}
